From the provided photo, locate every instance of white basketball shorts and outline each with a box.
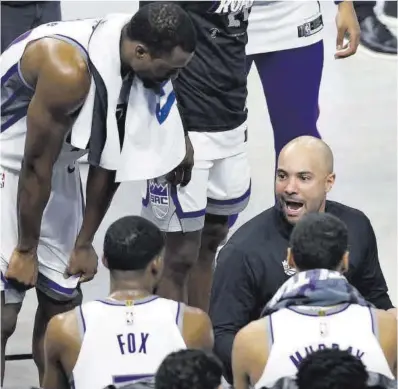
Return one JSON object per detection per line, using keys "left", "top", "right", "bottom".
{"left": 141, "top": 122, "right": 251, "bottom": 233}
{"left": 0, "top": 163, "right": 84, "bottom": 304}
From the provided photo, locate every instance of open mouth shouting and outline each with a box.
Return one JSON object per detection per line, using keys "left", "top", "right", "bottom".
{"left": 282, "top": 198, "right": 305, "bottom": 218}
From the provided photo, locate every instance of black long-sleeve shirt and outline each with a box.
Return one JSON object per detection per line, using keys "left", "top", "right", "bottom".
{"left": 209, "top": 200, "right": 393, "bottom": 383}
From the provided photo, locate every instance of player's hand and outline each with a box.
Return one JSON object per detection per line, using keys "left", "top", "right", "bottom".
{"left": 166, "top": 134, "right": 194, "bottom": 187}
{"left": 65, "top": 243, "right": 98, "bottom": 283}
{"left": 5, "top": 249, "right": 38, "bottom": 288}
{"left": 335, "top": 1, "right": 360, "bottom": 59}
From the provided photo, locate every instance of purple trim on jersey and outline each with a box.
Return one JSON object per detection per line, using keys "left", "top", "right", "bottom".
{"left": 368, "top": 306, "right": 375, "bottom": 336}
{"left": 142, "top": 181, "right": 150, "bottom": 206}
{"left": 96, "top": 296, "right": 159, "bottom": 306}
{"left": 176, "top": 302, "right": 181, "bottom": 325}
{"left": 41, "top": 274, "right": 77, "bottom": 295}
{"left": 113, "top": 374, "right": 154, "bottom": 385}
{"left": 170, "top": 185, "right": 206, "bottom": 219}
{"left": 1, "top": 63, "right": 18, "bottom": 87}
{"left": 52, "top": 34, "right": 89, "bottom": 57}
{"left": 7, "top": 29, "right": 33, "bottom": 49}
{"left": 287, "top": 303, "right": 351, "bottom": 317}
{"left": 269, "top": 315, "right": 274, "bottom": 345}
{"left": 78, "top": 305, "right": 86, "bottom": 334}
{"left": 0, "top": 272, "right": 9, "bottom": 289}
{"left": 207, "top": 181, "right": 251, "bottom": 205}
{"left": 1, "top": 106, "right": 28, "bottom": 133}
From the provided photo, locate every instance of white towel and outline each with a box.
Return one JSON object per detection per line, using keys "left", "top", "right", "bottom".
{"left": 72, "top": 13, "right": 186, "bottom": 182}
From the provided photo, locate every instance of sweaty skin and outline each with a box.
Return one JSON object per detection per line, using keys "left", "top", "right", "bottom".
{"left": 42, "top": 300, "right": 213, "bottom": 389}
{"left": 6, "top": 38, "right": 119, "bottom": 288}
{"left": 232, "top": 308, "right": 397, "bottom": 389}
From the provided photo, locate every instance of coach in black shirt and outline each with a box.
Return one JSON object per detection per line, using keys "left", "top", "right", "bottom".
{"left": 209, "top": 136, "right": 395, "bottom": 384}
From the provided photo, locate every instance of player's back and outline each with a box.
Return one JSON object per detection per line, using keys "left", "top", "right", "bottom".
{"left": 255, "top": 304, "right": 394, "bottom": 388}
{"left": 71, "top": 296, "right": 186, "bottom": 389}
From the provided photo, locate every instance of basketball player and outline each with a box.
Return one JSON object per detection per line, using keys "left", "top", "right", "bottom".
{"left": 246, "top": 0, "right": 360, "bottom": 161}
{"left": 232, "top": 213, "right": 396, "bottom": 389}
{"left": 42, "top": 216, "right": 213, "bottom": 389}
{"left": 0, "top": 3, "right": 196, "bottom": 384}
{"left": 224, "top": 1, "right": 360, "bottom": 230}
{"left": 139, "top": 0, "right": 253, "bottom": 313}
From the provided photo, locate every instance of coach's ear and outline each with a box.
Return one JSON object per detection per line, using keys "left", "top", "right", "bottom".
{"left": 287, "top": 247, "right": 297, "bottom": 270}
{"left": 102, "top": 255, "right": 109, "bottom": 270}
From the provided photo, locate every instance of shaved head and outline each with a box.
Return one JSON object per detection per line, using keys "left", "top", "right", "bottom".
{"left": 275, "top": 136, "right": 336, "bottom": 225}
{"left": 279, "top": 136, "right": 334, "bottom": 175}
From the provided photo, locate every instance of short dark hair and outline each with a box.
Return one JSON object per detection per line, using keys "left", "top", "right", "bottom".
{"left": 103, "top": 216, "right": 165, "bottom": 271}
{"left": 127, "top": 2, "right": 196, "bottom": 56}
{"left": 296, "top": 348, "right": 368, "bottom": 389}
{"left": 289, "top": 213, "right": 348, "bottom": 271}
{"left": 155, "top": 350, "right": 222, "bottom": 389}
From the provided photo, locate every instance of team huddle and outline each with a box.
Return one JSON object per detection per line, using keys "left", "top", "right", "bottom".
{"left": 0, "top": 1, "right": 395, "bottom": 389}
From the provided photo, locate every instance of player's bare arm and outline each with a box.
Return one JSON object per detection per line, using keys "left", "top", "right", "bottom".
{"left": 182, "top": 306, "right": 214, "bottom": 351}
{"left": 376, "top": 309, "right": 397, "bottom": 377}
{"left": 65, "top": 165, "right": 120, "bottom": 283}
{"left": 5, "top": 39, "right": 91, "bottom": 288}
{"left": 43, "top": 311, "right": 80, "bottom": 389}
{"left": 232, "top": 320, "right": 268, "bottom": 389}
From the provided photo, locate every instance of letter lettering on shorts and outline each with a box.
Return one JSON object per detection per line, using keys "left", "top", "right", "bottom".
{"left": 117, "top": 334, "right": 125, "bottom": 355}
{"left": 127, "top": 333, "right": 136, "bottom": 353}
{"left": 139, "top": 333, "right": 149, "bottom": 354}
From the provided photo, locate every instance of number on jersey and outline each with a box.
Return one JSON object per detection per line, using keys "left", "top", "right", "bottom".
{"left": 227, "top": 7, "right": 250, "bottom": 28}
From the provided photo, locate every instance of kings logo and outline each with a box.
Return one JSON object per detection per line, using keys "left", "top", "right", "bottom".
{"left": 149, "top": 179, "right": 169, "bottom": 219}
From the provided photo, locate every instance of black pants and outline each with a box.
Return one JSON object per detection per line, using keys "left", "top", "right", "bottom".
{"left": 353, "top": 1, "right": 377, "bottom": 23}
{"left": 1, "top": 1, "right": 61, "bottom": 53}
{"left": 353, "top": 1, "right": 397, "bottom": 22}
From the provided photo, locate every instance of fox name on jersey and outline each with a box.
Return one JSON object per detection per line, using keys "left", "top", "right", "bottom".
{"left": 116, "top": 332, "right": 150, "bottom": 355}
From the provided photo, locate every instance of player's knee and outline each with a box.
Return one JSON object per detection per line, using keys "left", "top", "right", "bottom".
{"left": 202, "top": 214, "right": 229, "bottom": 252}
{"left": 1, "top": 303, "right": 21, "bottom": 342}
{"left": 165, "top": 231, "right": 202, "bottom": 280}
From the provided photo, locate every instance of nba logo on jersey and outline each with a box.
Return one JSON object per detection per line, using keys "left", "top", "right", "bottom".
{"left": 149, "top": 179, "right": 169, "bottom": 219}
{"left": 282, "top": 260, "right": 296, "bottom": 276}
{"left": 303, "top": 22, "right": 311, "bottom": 37}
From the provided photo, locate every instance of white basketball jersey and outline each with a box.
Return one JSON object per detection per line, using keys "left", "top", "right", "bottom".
{"left": 0, "top": 19, "right": 100, "bottom": 173}
{"left": 72, "top": 296, "right": 187, "bottom": 389}
{"left": 255, "top": 304, "right": 394, "bottom": 388}
{"left": 247, "top": 1, "right": 323, "bottom": 55}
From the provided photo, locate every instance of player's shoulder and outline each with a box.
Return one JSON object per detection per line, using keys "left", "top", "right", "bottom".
{"left": 183, "top": 304, "right": 211, "bottom": 324}
{"left": 233, "top": 318, "right": 268, "bottom": 358}
{"left": 22, "top": 38, "right": 90, "bottom": 98}
{"left": 47, "top": 306, "right": 80, "bottom": 343}
{"left": 374, "top": 308, "right": 397, "bottom": 327}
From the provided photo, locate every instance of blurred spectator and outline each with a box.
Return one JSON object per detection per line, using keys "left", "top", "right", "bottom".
{"left": 1, "top": 1, "right": 61, "bottom": 53}
{"left": 353, "top": 1, "right": 397, "bottom": 55}
{"left": 155, "top": 349, "right": 223, "bottom": 389}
